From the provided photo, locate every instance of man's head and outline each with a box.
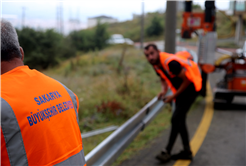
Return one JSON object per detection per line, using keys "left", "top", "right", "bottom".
{"left": 1, "top": 19, "right": 24, "bottom": 62}
{"left": 144, "top": 44, "right": 160, "bottom": 66}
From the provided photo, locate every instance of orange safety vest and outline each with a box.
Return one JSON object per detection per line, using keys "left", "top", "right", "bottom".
{"left": 154, "top": 52, "right": 202, "bottom": 94}
{"left": 175, "top": 51, "right": 193, "bottom": 60}
{"left": 1, "top": 66, "right": 86, "bottom": 166}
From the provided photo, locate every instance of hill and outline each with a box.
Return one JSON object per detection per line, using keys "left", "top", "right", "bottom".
{"left": 107, "top": 10, "right": 236, "bottom": 42}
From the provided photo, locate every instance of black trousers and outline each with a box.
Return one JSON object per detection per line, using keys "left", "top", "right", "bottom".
{"left": 166, "top": 89, "right": 199, "bottom": 153}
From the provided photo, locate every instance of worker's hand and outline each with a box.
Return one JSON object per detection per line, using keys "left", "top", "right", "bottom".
{"left": 163, "top": 95, "right": 174, "bottom": 103}
{"left": 158, "top": 91, "right": 167, "bottom": 100}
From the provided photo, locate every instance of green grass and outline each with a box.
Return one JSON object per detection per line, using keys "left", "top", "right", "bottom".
{"left": 43, "top": 45, "right": 162, "bottom": 152}
{"left": 81, "top": 105, "right": 171, "bottom": 157}
{"left": 107, "top": 10, "right": 235, "bottom": 42}
{"left": 83, "top": 131, "right": 114, "bottom": 155}
{"left": 108, "top": 12, "right": 165, "bottom": 42}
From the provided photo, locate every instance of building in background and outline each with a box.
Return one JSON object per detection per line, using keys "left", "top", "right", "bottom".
{"left": 87, "top": 15, "right": 117, "bottom": 28}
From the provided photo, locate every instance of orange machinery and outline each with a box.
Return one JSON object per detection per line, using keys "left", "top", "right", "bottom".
{"left": 181, "top": 1, "right": 215, "bottom": 39}
{"left": 181, "top": 13, "right": 214, "bottom": 38}
{"left": 181, "top": 1, "right": 216, "bottom": 97}
{"left": 181, "top": 1, "right": 246, "bottom": 104}
{"left": 213, "top": 49, "right": 246, "bottom": 103}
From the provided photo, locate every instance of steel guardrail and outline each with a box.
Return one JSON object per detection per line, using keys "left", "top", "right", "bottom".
{"left": 85, "top": 93, "right": 171, "bottom": 166}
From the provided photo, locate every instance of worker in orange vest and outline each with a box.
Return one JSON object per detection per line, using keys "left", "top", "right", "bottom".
{"left": 1, "top": 19, "right": 86, "bottom": 166}
{"left": 144, "top": 44, "right": 202, "bottom": 163}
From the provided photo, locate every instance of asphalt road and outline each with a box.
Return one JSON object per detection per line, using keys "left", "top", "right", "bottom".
{"left": 118, "top": 53, "right": 246, "bottom": 166}
{"left": 189, "top": 71, "right": 246, "bottom": 166}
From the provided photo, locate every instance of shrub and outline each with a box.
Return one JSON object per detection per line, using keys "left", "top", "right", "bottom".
{"left": 17, "top": 28, "right": 76, "bottom": 69}
{"left": 146, "top": 16, "right": 164, "bottom": 37}
{"left": 68, "top": 22, "right": 109, "bottom": 52}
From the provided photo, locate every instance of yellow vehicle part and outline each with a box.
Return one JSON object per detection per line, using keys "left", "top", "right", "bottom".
{"left": 215, "top": 54, "right": 231, "bottom": 66}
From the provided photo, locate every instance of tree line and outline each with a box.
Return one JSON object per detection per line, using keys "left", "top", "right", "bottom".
{"left": 17, "top": 23, "right": 109, "bottom": 70}
{"left": 17, "top": 16, "right": 165, "bottom": 70}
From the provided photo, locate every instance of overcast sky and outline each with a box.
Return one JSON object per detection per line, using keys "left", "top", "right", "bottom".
{"left": 1, "top": 0, "right": 231, "bottom": 33}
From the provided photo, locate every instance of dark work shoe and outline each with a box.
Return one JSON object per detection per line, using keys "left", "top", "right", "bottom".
{"left": 156, "top": 150, "right": 171, "bottom": 163}
{"left": 171, "top": 150, "right": 193, "bottom": 160}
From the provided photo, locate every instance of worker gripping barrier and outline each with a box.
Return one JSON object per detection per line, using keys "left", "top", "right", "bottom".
{"left": 85, "top": 91, "right": 172, "bottom": 166}
{"left": 85, "top": 46, "right": 198, "bottom": 166}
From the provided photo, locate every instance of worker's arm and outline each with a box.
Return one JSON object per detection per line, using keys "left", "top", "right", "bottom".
{"left": 158, "top": 78, "right": 168, "bottom": 100}
{"left": 164, "top": 69, "right": 191, "bottom": 102}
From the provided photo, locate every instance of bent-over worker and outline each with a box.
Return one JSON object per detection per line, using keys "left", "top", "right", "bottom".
{"left": 144, "top": 44, "right": 202, "bottom": 163}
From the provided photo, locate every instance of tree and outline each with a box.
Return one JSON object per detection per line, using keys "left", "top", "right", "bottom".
{"left": 17, "top": 28, "right": 76, "bottom": 69}
{"left": 68, "top": 22, "right": 109, "bottom": 52}
{"left": 94, "top": 22, "right": 110, "bottom": 50}
{"left": 146, "top": 16, "right": 164, "bottom": 37}
{"left": 69, "top": 29, "right": 95, "bottom": 52}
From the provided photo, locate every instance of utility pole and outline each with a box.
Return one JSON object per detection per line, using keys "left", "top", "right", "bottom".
{"left": 57, "top": 6, "right": 60, "bottom": 33}
{"left": 234, "top": 1, "right": 244, "bottom": 44}
{"left": 236, "top": 18, "right": 243, "bottom": 45}
{"left": 22, "top": 7, "right": 26, "bottom": 28}
{"left": 140, "top": 1, "right": 144, "bottom": 49}
{"left": 56, "top": 2, "right": 63, "bottom": 34}
{"left": 164, "top": 1, "right": 177, "bottom": 54}
{"left": 233, "top": 0, "right": 236, "bottom": 15}
{"left": 60, "top": 2, "right": 64, "bottom": 34}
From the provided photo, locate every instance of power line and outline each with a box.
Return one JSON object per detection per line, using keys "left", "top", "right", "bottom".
{"left": 22, "top": 7, "right": 26, "bottom": 28}
{"left": 56, "top": 2, "right": 63, "bottom": 34}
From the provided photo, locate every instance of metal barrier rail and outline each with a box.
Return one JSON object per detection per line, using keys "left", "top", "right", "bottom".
{"left": 85, "top": 93, "right": 171, "bottom": 166}
{"left": 81, "top": 126, "right": 119, "bottom": 138}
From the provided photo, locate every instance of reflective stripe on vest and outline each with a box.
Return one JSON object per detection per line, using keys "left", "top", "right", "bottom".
{"left": 60, "top": 83, "right": 79, "bottom": 125}
{"left": 1, "top": 66, "right": 86, "bottom": 166}
{"left": 163, "top": 55, "right": 202, "bottom": 92}
{"left": 1, "top": 98, "right": 28, "bottom": 166}
{"left": 154, "top": 52, "right": 180, "bottom": 93}
{"left": 154, "top": 66, "right": 177, "bottom": 93}
{"left": 1, "top": 97, "right": 86, "bottom": 166}
{"left": 55, "top": 149, "right": 86, "bottom": 166}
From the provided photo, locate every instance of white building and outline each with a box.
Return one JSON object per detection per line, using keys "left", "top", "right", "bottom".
{"left": 87, "top": 15, "right": 118, "bottom": 28}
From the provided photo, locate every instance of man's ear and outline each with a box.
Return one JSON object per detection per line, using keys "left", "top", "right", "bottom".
{"left": 20, "top": 47, "right": 24, "bottom": 61}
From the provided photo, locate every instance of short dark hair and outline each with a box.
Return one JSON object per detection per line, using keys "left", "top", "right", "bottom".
{"left": 1, "top": 19, "right": 22, "bottom": 61}
{"left": 144, "top": 43, "right": 159, "bottom": 51}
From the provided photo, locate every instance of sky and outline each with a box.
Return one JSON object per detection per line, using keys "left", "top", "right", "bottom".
{"left": 1, "top": 0, "right": 231, "bottom": 34}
